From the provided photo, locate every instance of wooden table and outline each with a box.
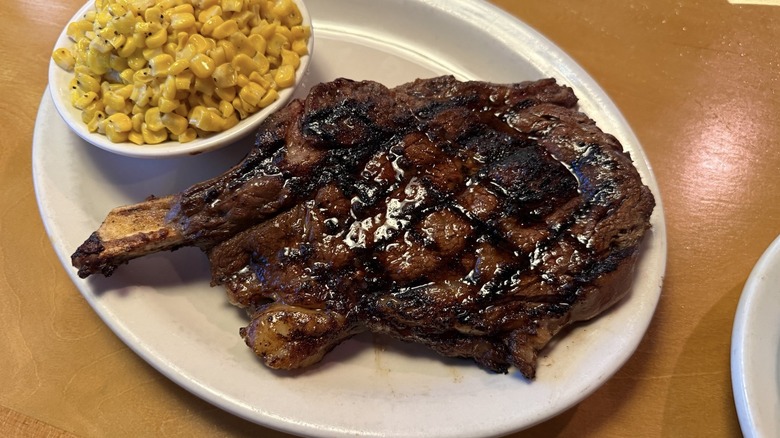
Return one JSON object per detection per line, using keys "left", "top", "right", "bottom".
{"left": 3, "top": 0, "right": 777, "bottom": 436}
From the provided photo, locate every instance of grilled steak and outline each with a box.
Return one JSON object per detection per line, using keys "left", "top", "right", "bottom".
{"left": 72, "top": 76, "right": 655, "bottom": 377}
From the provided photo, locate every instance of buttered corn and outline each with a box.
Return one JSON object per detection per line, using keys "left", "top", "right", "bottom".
{"left": 53, "top": 0, "right": 310, "bottom": 145}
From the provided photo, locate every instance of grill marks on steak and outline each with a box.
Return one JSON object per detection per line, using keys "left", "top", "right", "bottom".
{"left": 72, "top": 76, "right": 654, "bottom": 378}
{"left": 204, "top": 76, "right": 653, "bottom": 376}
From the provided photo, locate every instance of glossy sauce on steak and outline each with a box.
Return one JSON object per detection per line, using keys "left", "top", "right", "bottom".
{"left": 72, "top": 76, "right": 655, "bottom": 377}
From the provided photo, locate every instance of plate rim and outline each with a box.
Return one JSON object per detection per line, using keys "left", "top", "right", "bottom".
{"left": 731, "top": 234, "right": 780, "bottom": 438}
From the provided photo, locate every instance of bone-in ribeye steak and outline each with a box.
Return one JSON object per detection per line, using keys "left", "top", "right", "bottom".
{"left": 72, "top": 76, "right": 655, "bottom": 377}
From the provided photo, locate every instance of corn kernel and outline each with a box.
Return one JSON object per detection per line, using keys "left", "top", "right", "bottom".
{"left": 217, "top": 39, "right": 236, "bottom": 62}
{"left": 266, "top": 33, "right": 289, "bottom": 58}
{"left": 178, "top": 127, "right": 198, "bottom": 143}
{"left": 119, "top": 68, "right": 134, "bottom": 84}
{"left": 293, "top": 39, "right": 309, "bottom": 56}
{"left": 86, "top": 50, "right": 110, "bottom": 74}
{"left": 115, "top": 84, "right": 133, "bottom": 99}
{"left": 127, "top": 53, "right": 147, "bottom": 70}
{"left": 116, "top": 37, "right": 138, "bottom": 58}
{"left": 114, "top": 11, "right": 137, "bottom": 34}
{"left": 234, "top": 10, "right": 254, "bottom": 28}
{"left": 222, "top": 0, "right": 243, "bottom": 13}
{"left": 274, "top": 64, "right": 295, "bottom": 88}
{"left": 109, "top": 54, "right": 129, "bottom": 71}
{"left": 52, "top": 48, "right": 76, "bottom": 71}
{"left": 75, "top": 72, "right": 101, "bottom": 93}
{"left": 131, "top": 113, "right": 144, "bottom": 132}
{"left": 230, "top": 32, "right": 254, "bottom": 57}
{"left": 160, "top": 76, "right": 177, "bottom": 99}
{"left": 231, "top": 53, "right": 258, "bottom": 76}
{"left": 232, "top": 96, "right": 248, "bottom": 118}
{"left": 235, "top": 73, "right": 249, "bottom": 88}
{"left": 208, "top": 45, "right": 227, "bottom": 65}
{"left": 189, "top": 34, "right": 212, "bottom": 54}
{"left": 247, "top": 34, "right": 266, "bottom": 57}
{"left": 144, "top": 6, "right": 164, "bottom": 23}
{"left": 142, "top": 123, "right": 168, "bottom": 144}
{"left": 81, "top": 100, "right": 105, "bottom": 123}
{"left": 158, "top": 96, "right": 179, "bottom": 113}
{"left": 172, "top": 4, "right": 195, "bottom": 15}
{"left": 258, "top": 88, "right": 278, "bottom": 108}
{"left": 128, "top": 130, "right": 145, "bottom": 144}
{"left": 105, "top": 112, "right": 132, "bottom": 132}
{"left": 103, "top": 91, "right": 126, "bottom": 112}
{"left": 144, "top": 107, "right": 165, "bottom": 131}
{"left": 214, "top": 85, "right": 236, "bottom": 102}
{"left": 85, "top": 111, "right": 105, "bottom": 132}
{"left": 190, "top": 53, "right": 216, "bottom": 78}
{"left": 105, "top": 125, "right": 130, "bottom": 142}
{"left": 238, "top": 81, "right": 265, "bottom": 107}
{"left": 280, "top": 49, "right": 300, "bottom": 69}
{"left": 213, "top": 63, "right": 236, "bottom": 88}
{"left": 194, "top": 76, "right": 216, "bottom": 95}
{"left": 66, "top": 20, "right": 93, "bottom": 41}
{"left": 200, "top": 15, "right": 224, "bottom": 36}
{"left": 189, "top": 106, "right": 226, "bottom": 131}
{"left": 73, "top": 91, "right": 99, "bottom": 110}
{"left": 223, "top": 112, "right": 239, "bottom": 130}
{"left": 212, "top": 19, "right": 238, "bottom": 39}
{"left": 256, "top": 21, "right": 277, "bottom": 41}
{"left": 218, "top": 99, "right": 234, "bottom": 118}
{"left": 132, "top": 68, "right": 154, "bottom": 84}
{"left": 146, "top": 27, "right": 168, "bottom": 49}
{"left": 161, "top": 112, "right": 189, "bottom": 135}
{"left": 175, "top": 71, "right": 194, "bottom": 90}
{"left": 168, "top": 59, "right": 190, "bottom": 76}
{"left": 249, "top": 71, "right": 269, "bottom": 88}
{"left": 148, "top": 54, "right": 174, "bottom": 76}
{"left": 197, "top": 5, "right": 222, "bottom": 23}
{"left": 253, "top": 54, "right": 270, "bottom": 75}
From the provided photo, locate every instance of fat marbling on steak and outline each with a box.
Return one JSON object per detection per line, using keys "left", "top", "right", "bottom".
{"left": 72, "top": 76, "right": 655, "bottom": 377}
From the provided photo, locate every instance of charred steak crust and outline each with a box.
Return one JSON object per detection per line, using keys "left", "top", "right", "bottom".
{"left": 72, "top": 76, "right": 655, "bottom": 378}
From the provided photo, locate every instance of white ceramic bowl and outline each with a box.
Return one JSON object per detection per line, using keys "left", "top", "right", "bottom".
{"left": 48, "top": 0, "right": 313, "bottom": 158}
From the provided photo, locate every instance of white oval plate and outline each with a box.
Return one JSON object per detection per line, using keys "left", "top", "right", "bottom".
{"left": 48, "top": 0, "right": 313, "bottom": 158}
{"left": 33, "top": 0, "right": 667, "bottom": 436}
{"left": 731, "top": 234, "right": 780, "bottom": 438}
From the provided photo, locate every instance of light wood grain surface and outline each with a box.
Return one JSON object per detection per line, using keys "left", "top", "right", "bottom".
{"left": 3, "top": 0, "right": 778, "bottom": 436}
